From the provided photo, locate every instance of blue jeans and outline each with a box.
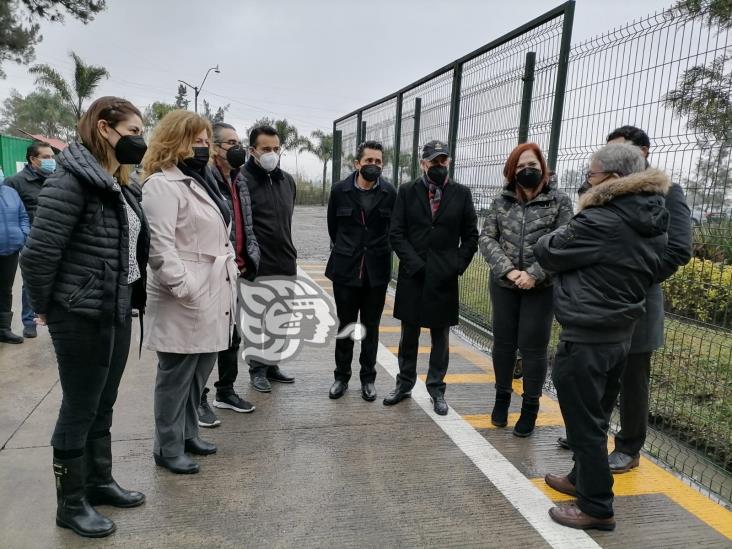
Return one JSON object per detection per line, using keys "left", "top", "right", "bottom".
{"left": 21, "top": 285, "right": 35, "bottom": 327}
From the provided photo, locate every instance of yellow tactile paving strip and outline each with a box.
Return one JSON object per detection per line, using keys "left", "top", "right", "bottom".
{"left": 301, "top": 264, "right": 732, "bottom": 541}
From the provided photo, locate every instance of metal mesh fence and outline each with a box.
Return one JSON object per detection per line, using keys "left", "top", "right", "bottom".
{"left": 333, "top": 0, "right": 732, "bottom": 504}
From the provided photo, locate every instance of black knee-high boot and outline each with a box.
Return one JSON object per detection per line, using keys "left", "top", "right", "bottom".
{"left": 85, "top": 434, "right": 145, "bottom": 508}
{"left": 54, "top": 455, "right": 116, "bottom": 538}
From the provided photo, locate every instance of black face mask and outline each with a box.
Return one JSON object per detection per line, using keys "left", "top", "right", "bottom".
{"left": 111, "top": 127, "right": 147, "bottom": 165}
{"left": 515, "top": 167, "right": 543, "bottom": 189}
{"left": 426, "top": 165, "right": 448, "bottom": 184}
{"left": 225, "top": 145, "right": 247, "bottom": 170}
{"left": 184, "top": 147, "right": 210, "bottom": 171}
{"left": 360, "top": 164, "right": 382, "bottom": 182}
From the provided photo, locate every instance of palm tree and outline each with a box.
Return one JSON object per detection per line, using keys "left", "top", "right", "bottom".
{"left": 299, "top": 130, "right": 333, "bottom": 205}
{"left": 248, "top": 117, "right": 307, "bottom": 153}
{"left": 29, "top": 51, "right": 109, "bottom": 122}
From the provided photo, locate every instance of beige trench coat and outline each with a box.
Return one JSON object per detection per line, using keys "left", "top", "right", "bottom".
{"left": 142, "top": 166, "right": 237, "bottom": 354}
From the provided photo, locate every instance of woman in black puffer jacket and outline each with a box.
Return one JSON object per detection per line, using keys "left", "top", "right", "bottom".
{"left": 478, "top": 143, "right": 573, "bottom": 437}
{"left": 20, "top": 97, "right": 149, "bottom": 539}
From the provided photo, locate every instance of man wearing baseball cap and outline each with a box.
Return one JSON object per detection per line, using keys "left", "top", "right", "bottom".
{"left": 385, "top": 140, "right": 479, "bottom": 415}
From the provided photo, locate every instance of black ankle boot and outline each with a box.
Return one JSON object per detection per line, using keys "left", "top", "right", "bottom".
{"left": 54, "top": 455, "right": 116, "bottom": 538}
{"left": 491, "top": 391, "right": 511, "bottom": 427}
{"left": 85, "top": 434, "right": 145, "bottom": 508}
{"left": 513, "top": 396, "right": 540, "bottom": 437}
{"left": 0, "top": 312, "right": 23, "bottom": 344}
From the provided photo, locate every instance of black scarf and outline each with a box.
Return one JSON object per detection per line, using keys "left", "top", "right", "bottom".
{"left": 178, "top": 163, "right": 231, "bottom": 228}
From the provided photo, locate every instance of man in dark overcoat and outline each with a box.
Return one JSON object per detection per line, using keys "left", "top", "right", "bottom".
{"left": 384, "top": 140, "right": 479, "bottom": 415}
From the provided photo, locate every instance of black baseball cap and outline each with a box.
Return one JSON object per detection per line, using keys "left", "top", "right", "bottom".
{"left": 422, "top": 140, "right": 450, "bottom": 161}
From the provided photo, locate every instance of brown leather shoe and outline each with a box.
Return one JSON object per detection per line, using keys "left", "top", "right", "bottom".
{"left": 544, "top": 473, "right": 577, "bottom": 497}
{"left": 549, "top": 503, "right": 615, "bottom": 531}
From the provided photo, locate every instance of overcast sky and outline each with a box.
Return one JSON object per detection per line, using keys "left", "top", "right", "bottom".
{"left": 2, "top": 0, "right": 673, "bottom": 178}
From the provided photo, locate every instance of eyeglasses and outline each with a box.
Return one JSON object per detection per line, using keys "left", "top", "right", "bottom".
{"left": 584, "top": 170, "right": 612, "bottom": 179}
{"left": 215, "top": 140, "right": 242, "bottom": 147}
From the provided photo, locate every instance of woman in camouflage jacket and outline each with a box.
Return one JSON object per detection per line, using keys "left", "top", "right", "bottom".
{"left": 478, "top": 143, "right": 573, "bottom": 437}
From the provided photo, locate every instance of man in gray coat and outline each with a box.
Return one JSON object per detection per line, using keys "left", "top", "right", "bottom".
{"left": 559, "top": 126, "right": 693, "bottom": 473}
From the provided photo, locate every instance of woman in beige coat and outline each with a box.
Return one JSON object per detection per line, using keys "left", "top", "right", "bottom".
{"left": 142, "top": 110, "right": 237, "bottom": 474}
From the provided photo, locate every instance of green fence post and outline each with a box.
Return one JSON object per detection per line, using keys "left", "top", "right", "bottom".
{"left": 518, "top": 51, "right": 537, "bottom": 144}
{"left": 447, "top": 62, "right": 463, "bottom": 179}
{"left": 356, "top": 111, "right": 363, "bottom": 147}
{"left": 361, "top": 121, "right": 367, "bottom": 143}
{"left": 547, "top": 2, "right": 575, "bottom": 171}
{"left": 393, "top": 93, "right": 403, "bottom": 186}
{"left": 410, "top": 97, "right": 422, "bottom": 181}
{"left": 332, "top": 128, "right": 342, "bottom": 185}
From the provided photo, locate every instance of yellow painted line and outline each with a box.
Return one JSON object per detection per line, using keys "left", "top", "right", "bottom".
{"left": 386, "top": 335, "right": 732, "bottom": 540}
{"left": 419, "top": 373, "right": 494, "bottom": 384}
{"left": 299, "top": 263, "right": 326, "bottom": 269}
{"left": 310, "top": 277, "right": 331, "bottom": 283}
{"left": 530, "top": 457, "right": 732, "bottom": 540}
{"left": 530, "top": 478, "right": 575, "bottom": 502}
{"left": 379, "top": 326, "right": 429, "bottom": 333}
{"left": 465, "top": 412, "right": 564, "bottom": 429}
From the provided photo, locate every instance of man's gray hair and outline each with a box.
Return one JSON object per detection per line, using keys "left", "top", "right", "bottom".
{"left": 212, "top": 122, "right": 237, "bottom": 144}
{"left": 591, "top": 142, "right": 646, "bottom": 177}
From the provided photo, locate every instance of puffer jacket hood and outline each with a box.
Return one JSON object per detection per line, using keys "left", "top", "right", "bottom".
{"left": 534, "top": 168, "right": 670, "bottom": 344}
{"left": 56, "top": 142, "right": 119, "bottom": 192}
{"left": 579, "top": 168, "right": 670, "bottom": 238}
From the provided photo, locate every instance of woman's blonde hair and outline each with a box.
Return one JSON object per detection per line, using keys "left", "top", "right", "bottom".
{"left": 78, "top": 96, "right": 143, "bottom": 186}
{"left": 142, "top": 110, "right": 212, "bottom": 179}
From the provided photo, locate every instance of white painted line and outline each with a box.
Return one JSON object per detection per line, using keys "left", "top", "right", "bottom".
{"left": 297, "top": 265, "right": 599, "bottom": 548}
{"left": 376, "top": 344, "right": 601, "bottom": 549}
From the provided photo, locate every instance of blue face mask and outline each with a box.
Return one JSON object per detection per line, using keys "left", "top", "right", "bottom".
{"left": 39, "top": 158, "right": 56, "bottom": 174}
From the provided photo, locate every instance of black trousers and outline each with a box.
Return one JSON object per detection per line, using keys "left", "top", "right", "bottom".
{"left": 47, "top": 303, "right": 132, "bottom": 450}
{"left": 396, "top": 322, "right": 450, "bottom": 398}
{"left": 553, "top": 339, "right": 630, "bottom": 519}
{"left": 489, "top": 280, "right": 554, "bottom": 399}
{"left": 614, "top": 351, "right": 652, "bottom": 456}
{"left": 0, "top": 252, "right": 19, "bottom": 314}
{"left": 211, "top": 326, "right": 240, "bottom": 397}
{"left": 332, "top": 282, "right": 387, "bottom": 384}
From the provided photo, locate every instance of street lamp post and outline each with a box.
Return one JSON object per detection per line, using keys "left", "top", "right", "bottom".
{"left": 178, "top": 65, "right": 220, "bottom": 113}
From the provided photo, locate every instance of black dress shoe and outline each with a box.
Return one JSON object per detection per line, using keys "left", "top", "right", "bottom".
{"left": 267, "top": 365, "right": 295, "bottom": 383}
{"left": 329, "top": 380, "right": 348, "bottom": 399}
{"left": 608, "top": 451, "right": 640, "bottom": 473}
{"left": 250, "top": 370, "right": 272, "bottom": 393}
{"left": 361, "top": 382, "right": 377, "bottom": 402}
{"left": 432, "top": 396, "right": 449, "bottom": 416}
{"left": 383, "top": 388, "right": 411, "bottom": 406}
{"left": 154, "top": 453, "right": 199, "bottom": 474}
{"left": 184, "top": 437, "right": 217, "bottom": 455}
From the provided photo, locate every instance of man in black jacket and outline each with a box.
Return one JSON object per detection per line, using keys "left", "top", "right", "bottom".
{"left": 198, "top": 123, "right": 261, "bottom": 426}
{"left": 326, "top": 140, "right": 397, "bottom": 402}
{"left": 385, "top": 140, "right": 479, "bottom": 416}
{"left": 557, "top": 127, "right": 693, "bottom": 475}
{"left": 238, "top": 125, "right": 297, "bottom": 392}
{"left": 6, "top": 141, "right": 56, "bottom": 338}
{"left": 535, "top": 143, "right": 669, "bottom": 531}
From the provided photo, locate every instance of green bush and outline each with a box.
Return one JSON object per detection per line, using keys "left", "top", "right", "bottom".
{"left": 663, "top": 258, "right": 732, "bottom": 328}
{"left": 692, "top": 220, "right": 732, "bottom": 264}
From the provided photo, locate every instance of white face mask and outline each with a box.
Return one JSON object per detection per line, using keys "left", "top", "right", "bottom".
{"left": 257, "top": 151, "right": 279, "bottom": 173}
